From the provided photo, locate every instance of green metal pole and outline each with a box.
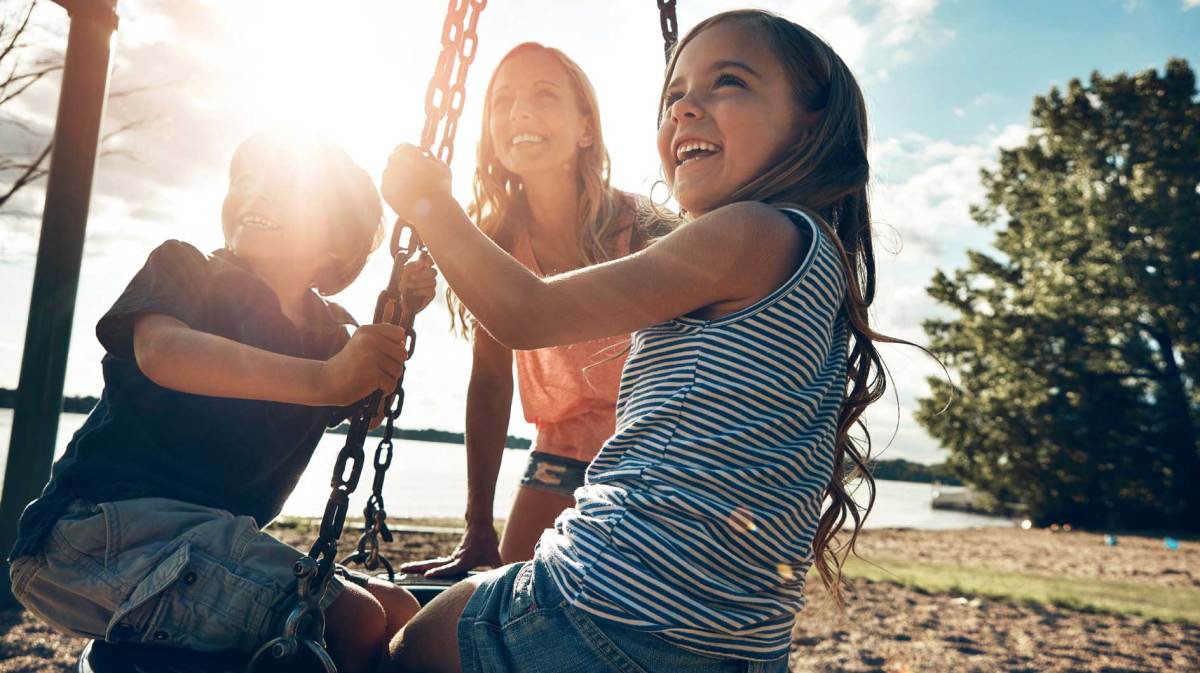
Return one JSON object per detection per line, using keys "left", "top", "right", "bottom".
{"left": 0, "top": 0, "right": 118, "bottom": 607}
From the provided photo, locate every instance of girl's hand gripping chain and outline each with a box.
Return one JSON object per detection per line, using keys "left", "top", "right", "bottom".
{"left": 382, "top": 144, "right": 453, "bottom": 229}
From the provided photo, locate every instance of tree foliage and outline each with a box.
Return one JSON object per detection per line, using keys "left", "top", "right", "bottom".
{"left": 916, "top": 59, "right": 1200, "bottom": 530}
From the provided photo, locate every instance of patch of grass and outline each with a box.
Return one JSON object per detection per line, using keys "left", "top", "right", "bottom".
{"left": 841, "top": 555, "right": 1200, "bottom": 624}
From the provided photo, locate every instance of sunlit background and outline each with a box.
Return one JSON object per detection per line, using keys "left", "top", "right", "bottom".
{"left": 2, "top": 0, "right": 1199, "bottom": 462}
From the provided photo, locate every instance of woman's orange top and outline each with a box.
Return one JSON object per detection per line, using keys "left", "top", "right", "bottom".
{"left": 508, "top": 198, "right": 635, "bottom": 463}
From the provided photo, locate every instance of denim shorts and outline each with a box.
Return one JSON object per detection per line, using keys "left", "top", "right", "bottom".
{"left": 8, "top": 498, "right": 353, "bottom": 653}
{"left": 519, "top": 452, "right": 589, "bottom": 498}
{"left": 457, "top": 560, "right": 789, "bottom": 673}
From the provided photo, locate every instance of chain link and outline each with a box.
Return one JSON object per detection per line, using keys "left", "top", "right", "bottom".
{"left": 657, "top": 0, "right": 679, "bottom": 63}
{"left": 250, "top": 2, "right": 488, "bottom": 669}
{"left": 338, "top": 0, "right": 489, "bottom": 582}
{"left": 422, "top": 0, "right": 488, "bottom": 165}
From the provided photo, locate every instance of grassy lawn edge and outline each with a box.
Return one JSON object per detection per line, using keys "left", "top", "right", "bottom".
{"left": 841, "top": 555, "right": 1200, "bottom": 624}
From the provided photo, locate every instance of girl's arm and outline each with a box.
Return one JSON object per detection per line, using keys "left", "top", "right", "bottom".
{"left": 133, "top": 313, "right": 409, "bottom": 407}
{"left": 400, "top": 325, "right": 512, "bottom": 576}
{"left": 383, "top": 146, "right": 806, "bottom": 350}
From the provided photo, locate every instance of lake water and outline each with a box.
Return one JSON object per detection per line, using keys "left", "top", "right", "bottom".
{"left": 0, "top": 410, "right": 1011, "bottom": 529}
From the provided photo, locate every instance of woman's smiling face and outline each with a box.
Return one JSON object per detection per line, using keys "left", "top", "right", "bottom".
{"left": 487, "top": 49, "right": 592, "bottom": 180}
{"left": 658, "top": 20, "right": 809, "bottom": 216}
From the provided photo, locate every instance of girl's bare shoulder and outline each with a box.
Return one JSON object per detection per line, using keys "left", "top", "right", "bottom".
{"left": 692, "top": 201, "right": 798, "bottom": 243}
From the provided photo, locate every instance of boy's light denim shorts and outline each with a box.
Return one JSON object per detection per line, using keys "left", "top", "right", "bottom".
{"left": 458, "top": 560, "right": 789, "bottom": 673}
{"left": 8, "top": 497, "right": 357, "bottom": 653}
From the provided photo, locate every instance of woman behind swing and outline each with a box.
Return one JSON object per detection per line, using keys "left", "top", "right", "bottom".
{"left": 402, "top": 42, "right": 670, "bottom": 577}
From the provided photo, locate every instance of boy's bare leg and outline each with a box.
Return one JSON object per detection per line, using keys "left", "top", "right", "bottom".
{"left": 362, "top": 577, "right": 421, "bottom": 639}
{"left": 324, "top": 583, "right": 388, "bottom": 672}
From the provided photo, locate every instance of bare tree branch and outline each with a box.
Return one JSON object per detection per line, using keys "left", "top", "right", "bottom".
{"left": 0, "top": 0, "right": 160, "bottom": 212}
{"left": 0, "top": 113, "right": 46, "bottom": 136}
{"left": 0, "top": 138, "right": 50, "bottom": 208}
{"left": 0, "top": 62, "right": 59, "bottom": 106}
{"left": 0, "top": 0, "right": 38, "bottom": 67}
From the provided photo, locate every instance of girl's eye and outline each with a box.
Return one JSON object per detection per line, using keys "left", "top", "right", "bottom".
{"left": 715, "top": 73, "right": 746, "bottom": 89}
{"left": 663, "top": 91, "right": 684, "bottom": 107}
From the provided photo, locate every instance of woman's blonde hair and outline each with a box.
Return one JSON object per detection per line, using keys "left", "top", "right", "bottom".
{"left": 662, "top": 10, "right": 922, "bottom": 605}
{"left": 448, "top": 42, "right": 667, "bottom": 335}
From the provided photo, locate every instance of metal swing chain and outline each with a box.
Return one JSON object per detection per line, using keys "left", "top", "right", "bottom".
{"left": 657, "top": 0, "right": 679, "bottom": 62}
{"left": 341, "top": 0, "right": 488, "bottom": 581}
{"left": 423, "top": 0, "right": 487, "bottom": 166}
{"left": 247, "top": 2, "right": 487, "bottom": 671}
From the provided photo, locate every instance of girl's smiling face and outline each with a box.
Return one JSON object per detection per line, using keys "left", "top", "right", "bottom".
{"left": 487, "top": 49, "right": 593, "bottom": 180}
{"left": 658, "top": 20, "right": 810, "bottom": 216}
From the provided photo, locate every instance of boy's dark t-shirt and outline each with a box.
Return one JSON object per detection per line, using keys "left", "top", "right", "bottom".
{"left": 10, "top": 240, "right": 357, "bottom": 559}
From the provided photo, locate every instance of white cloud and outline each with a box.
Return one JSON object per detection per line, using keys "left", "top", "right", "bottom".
{"left": 857, "top": 122, "right": 1029, "bottom": 462}
{"left": 1184, "top": 0, "right": 1200, "bottom": 9}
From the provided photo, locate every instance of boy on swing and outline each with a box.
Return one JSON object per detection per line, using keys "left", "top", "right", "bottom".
{"left": 7, "top": 129, "right": 431, "bottom": 672}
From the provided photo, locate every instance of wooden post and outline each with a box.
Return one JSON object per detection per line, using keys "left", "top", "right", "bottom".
{"left": 0, "top": 0, "right": 118, "bottom": 607}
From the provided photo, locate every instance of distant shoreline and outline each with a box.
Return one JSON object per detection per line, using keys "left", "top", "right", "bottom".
{"left": 0, "top": 387, "right": 100, "bottom": 415}
{"left": 0, "top": 388, "right": 956, "bottom": 479}
{"left": 325, "top": 422, "right": 531, "bottom": 450}
{"left": 0, "top": 387, "right": 532, "bottom": 450}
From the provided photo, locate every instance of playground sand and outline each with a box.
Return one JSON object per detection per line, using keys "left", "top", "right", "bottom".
{"left": 2, "top": 525, "right": 1197, "bottom": 672}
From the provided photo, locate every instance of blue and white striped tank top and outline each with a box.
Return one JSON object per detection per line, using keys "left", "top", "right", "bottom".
{"left": 536, "top": 208, "right": 850, "bottom": 660}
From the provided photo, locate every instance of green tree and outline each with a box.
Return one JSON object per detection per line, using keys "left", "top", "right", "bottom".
{"left": 916, "top": 59, "right": 1200, "bottom": 530}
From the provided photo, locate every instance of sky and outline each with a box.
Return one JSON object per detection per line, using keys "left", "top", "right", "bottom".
{"left": 1, "top": 0, "right": 1198, "bottom": 464}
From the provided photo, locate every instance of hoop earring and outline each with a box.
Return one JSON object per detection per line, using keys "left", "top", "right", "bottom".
{"left": 650, "top": 177, "right": 672, "bottom": 208}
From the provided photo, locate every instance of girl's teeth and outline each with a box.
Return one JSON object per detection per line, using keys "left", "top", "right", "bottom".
{"left": 512, "top": 134, "right": 545, "bottom": 145}
{"left": 676, "top": 141, "right": 720, "bottom": 164}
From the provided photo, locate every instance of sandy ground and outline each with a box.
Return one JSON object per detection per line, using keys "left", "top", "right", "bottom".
{"left": 1, "top": 525, "right": 1196, "bottom": 672}
{"left": 854, "top": 527, "right": 1200, "bottom": 589}
{"left": 791, "top": 580, "right": 1198, "bottom": 673}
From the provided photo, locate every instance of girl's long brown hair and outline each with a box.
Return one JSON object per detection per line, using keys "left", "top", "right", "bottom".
{"left": 662, "top": 10, "right": 917, "bottom": 605}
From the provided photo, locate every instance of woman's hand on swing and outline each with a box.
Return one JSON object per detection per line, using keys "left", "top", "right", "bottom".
{"left": 317, "top": 324, "right": 409, "bottom": 406}
{"left": 398, "top": 520, "right": 502, "bottom": 578}
{"left": 382, "top": 143, "right": 453, "bottom": 226}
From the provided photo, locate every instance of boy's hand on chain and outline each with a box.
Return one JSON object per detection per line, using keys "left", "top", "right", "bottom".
{"left": 317, "top": 324, "right": 408, "bottom": 406}
{"left": 403, "top": 255, "right": 439, "bottom": 314}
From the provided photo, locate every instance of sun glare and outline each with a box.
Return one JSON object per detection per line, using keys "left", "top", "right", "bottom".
{"left": 215, "top": 3, "right": 443, "bottom": 166}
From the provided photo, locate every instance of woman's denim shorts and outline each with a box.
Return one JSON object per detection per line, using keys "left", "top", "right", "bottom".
{"left": 518, "top": 451, "right": 589, "bottom": 498}
{"left": 457, "top": 560, "right": 789, "bottom": 673}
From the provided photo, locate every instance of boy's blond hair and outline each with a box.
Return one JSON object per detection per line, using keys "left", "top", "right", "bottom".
{"left": 224, "top": 130, "right": 385, "bottom": 296}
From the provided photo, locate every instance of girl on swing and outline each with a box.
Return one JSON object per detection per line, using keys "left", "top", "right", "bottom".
{"left": 401, "top": 42, "right": 671, "bottom": 579}
{"left": 383, "top": 9, "right": 893, "bottom": 673}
